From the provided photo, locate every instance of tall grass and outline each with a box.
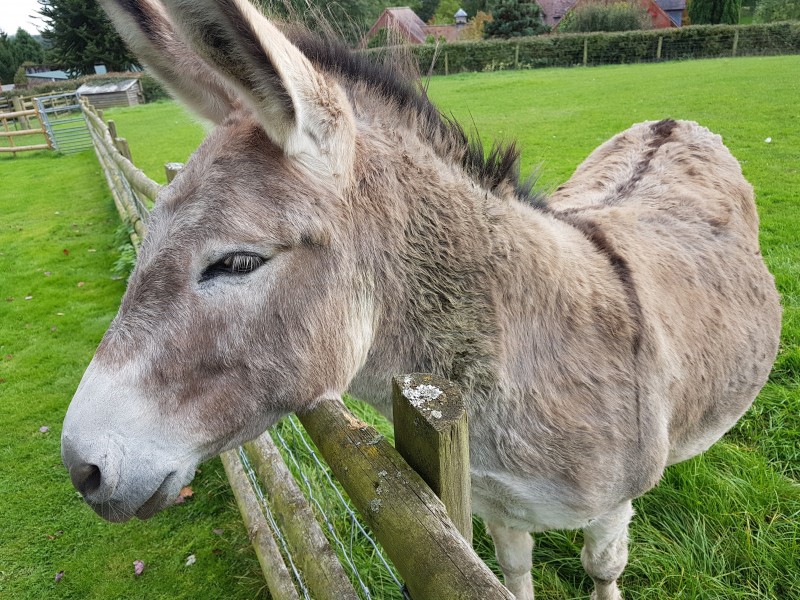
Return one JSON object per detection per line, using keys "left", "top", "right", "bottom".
{"left": 1, "top": 55, "right": 798, "bottom": 599}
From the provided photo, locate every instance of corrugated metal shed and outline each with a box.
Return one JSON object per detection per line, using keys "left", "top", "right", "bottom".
{"left": 77, "top": 79, "right": 142, "bottom": 109}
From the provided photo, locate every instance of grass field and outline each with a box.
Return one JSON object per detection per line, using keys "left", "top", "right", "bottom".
{"left": 1, "top": 54, "right": 798, "bottom": 599}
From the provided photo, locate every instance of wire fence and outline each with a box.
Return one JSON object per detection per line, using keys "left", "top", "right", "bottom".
{"left": 269, "top": 414, "right": 409, "bottom": 599}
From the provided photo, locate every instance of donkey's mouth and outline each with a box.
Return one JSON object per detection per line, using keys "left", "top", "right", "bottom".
{"left": 134, "top": 470, "right": 181, "bottom": 520}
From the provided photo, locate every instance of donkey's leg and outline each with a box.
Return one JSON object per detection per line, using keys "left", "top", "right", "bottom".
{"left": 485, "top": 520, "right": 534, "bottom": 600}
{"left": 581, "top": 501, "right": 634, "bottom": 600}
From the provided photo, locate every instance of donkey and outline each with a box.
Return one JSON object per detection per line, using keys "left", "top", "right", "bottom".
{"left": 62, "top": 1, "right": 782, "bottom": 598}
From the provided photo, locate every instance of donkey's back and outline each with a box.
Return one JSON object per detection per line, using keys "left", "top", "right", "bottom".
{"left": 548, "top": 119, "right": 781, "bottom": 465}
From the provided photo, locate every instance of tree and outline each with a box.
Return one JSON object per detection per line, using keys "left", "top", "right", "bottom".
{"left": 0, "top": 31, "right": 16, "bottom": 84}
{"left": 484, "top": 0, "right": 548, "bottom": 37}
{"left": 38, "top": 0, "right": 137, "bottom": 75}
{"left": 687, "top": 0, "right": 742, "bottom": 24}
{"left": 416, "top": 0, "right": 442, "bottom": 23}
{"left": 12, "top": 28, "right": 45, "bottom": 65}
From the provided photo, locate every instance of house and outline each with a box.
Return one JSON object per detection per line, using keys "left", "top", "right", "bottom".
{"left": 362, "top": 7, "right": 469, "bottom": 46}
{"left": 76, "top": 79, "right": 143, "bottom": 109}
{"left": 537, "top": 0, "right": 579, "bottom": 27}
{"left": 654, "top": 0, "right": 685, "bottom": 26}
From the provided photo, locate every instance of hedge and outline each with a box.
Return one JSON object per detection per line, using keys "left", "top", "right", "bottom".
{"left": 369, "top": 22, "right": 800, "bottom": 74}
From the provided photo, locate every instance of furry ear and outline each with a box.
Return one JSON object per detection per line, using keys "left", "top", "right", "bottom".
{"left": 160, "top": 0, "right": 356, "bottom": 179}
{"left": 99, "top": 0, "right": 237, "bottom": 124}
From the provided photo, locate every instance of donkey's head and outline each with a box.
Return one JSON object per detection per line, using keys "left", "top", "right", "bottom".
{"left": 62, "top": 0, "right": 376, "bottom": 521}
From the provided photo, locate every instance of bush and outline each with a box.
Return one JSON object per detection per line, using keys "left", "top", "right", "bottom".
{"left": 754, "top": 0, "right": 800, "bottom": 23}
{"left": 385, "top": 22, "right": 800, "bottom": 74}
{"left": 139, "top": 73, "right": 169, "bottom": 103}
{"left": 13, "top": 66, "right": 29, "bottom": 87}
{"left": 559, "top": 2, "right": 653, "bottom": 33}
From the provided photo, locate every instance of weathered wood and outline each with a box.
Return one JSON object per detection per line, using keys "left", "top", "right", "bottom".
{"left": 392, "top": 374, "right": 472, "bottom": 545}
{"left": 221, "top": 451, "right": 301, "bottom": 600}
{"left": 244, "top": 434, "right": 360, "bottom": 600}
{"left": 0, "top": 109, "right": 37, "bottom": 119}
{"left": 656, "top": 36, "right": 663, "bottom": 61}
{"left": 583, "top": 38, "right": 589, "bottom": 66}
{"left": 12, "top": 97, "right": 30, "bottom": 129}
{"left": 107, "top": 119, "right": 118, "bottom": 140}
{"left": 0, "top": 127, "right": 49, "bottom": 138}
{"left": 115, "top": 137, "right": 133, "bottom": 162}
{"left": 0, "top": 144, "right": 49, "bottom": 153}
{"left": 299, "top": 399, "right": 513, "bottom": 600}
{"left": 165, "top": 162, "right": 184, "bottom": 183}
{"left": 732, "top": 29, "right": 740, "bottom": 57}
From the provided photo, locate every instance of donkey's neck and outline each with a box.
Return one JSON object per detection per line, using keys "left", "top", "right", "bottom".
{"left": 347, "top": 136, "right": 592, "bottom": 418}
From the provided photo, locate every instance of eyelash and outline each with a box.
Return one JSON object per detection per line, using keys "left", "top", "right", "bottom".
{"left": 200, "top": 252, "right": 266, "bottom": 282}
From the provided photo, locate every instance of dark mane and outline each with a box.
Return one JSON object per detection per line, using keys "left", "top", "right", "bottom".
{"left": 288, "top": 30, "right": 544, "bottom": 205}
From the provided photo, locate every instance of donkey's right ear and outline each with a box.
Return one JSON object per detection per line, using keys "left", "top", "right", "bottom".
{"left": 98, "top": 0, "right": 237, "bottom": 124}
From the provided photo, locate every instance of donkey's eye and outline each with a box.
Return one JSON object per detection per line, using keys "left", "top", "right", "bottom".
{"left": 200, "top": 252, "right": 266, "bottom": 282}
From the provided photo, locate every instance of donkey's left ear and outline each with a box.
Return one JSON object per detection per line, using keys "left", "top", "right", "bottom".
{"left": 162, "top": 0, "right": 355, "bottom": 180}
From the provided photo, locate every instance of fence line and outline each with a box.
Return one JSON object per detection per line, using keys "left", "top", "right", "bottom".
{"left": 80, "top": 100, "right": 509, "bottom": 599}
{"left": 0, "top": 103, "right": 51, "bottom": 156}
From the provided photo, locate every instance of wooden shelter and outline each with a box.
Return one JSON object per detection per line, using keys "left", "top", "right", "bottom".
{"left": 77, "top": 79, "right": 142, "bottom": 109}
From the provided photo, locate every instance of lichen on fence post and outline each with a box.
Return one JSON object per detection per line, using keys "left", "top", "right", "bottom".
{"left": 392, "top": 373, "right": 472, "bottom": 545}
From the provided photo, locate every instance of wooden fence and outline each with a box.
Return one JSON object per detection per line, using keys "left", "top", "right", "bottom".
{"left": 0, "top": 97, "right": 51, "bottom": 156}
{"left": 80, "top": 99, "right": 512, "bottom": 599}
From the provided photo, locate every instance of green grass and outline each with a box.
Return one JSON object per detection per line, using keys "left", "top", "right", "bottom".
{"left": 2, "top": 55, "right": 799, "bottom": 599}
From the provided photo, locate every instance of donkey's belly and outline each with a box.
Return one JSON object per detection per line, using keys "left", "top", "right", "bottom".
{"left": 470, "top": 469, "right": 601, "bottom": 532}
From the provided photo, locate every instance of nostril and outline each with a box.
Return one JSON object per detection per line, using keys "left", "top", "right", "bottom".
{"left": 71, "top": 463, "right": 102, "bottom": 496}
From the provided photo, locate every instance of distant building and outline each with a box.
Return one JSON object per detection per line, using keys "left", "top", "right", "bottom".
{"left": 25, "top": 69, "right": 70, "bottom": 84}
{"left": 537, "top": 0, "right": 579, "bottom": 27}
{"left": 362, "top": 7, "right": 470, "bottom": 46}
{"left": 654, "top": 0, "right": 686, "bottom": 26}
{"left": 77, "top": 79, "right": 143, "bottom": 109}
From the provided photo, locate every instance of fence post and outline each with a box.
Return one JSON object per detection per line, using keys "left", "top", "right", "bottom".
{"left": 115, "top": 137, "right": 133, "bottom": 162}
{"left": 12, "top": 97, "right": 29, "bottom": 129}
{"left": 165, "top": 162, "right": 184, "bottom": 183}
{"left": 657, "top": 36, "right": 663, "bottom": 61}
{"left": 515, "top": 42, "right": 520, "bottom": 69}
{"left": 299, "top": 399, "right": 513, "bottom": 599}
{"left": 583, "top": 37, "right": 589, "bottom": 66}
{"left": 392, "top": 374, "right": 472, "bottom": 545}
{"left": 107, "top": 119, "right": 118, "bottom": 141}
{"left": 732, "top": 29, "right": 740, "bottom": 57}
{"left": 445, "top": 51, "right": 449, "bottom": 76}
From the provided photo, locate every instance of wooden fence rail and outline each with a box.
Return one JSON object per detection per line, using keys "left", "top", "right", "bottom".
{"left": 80, "top": 100, "right": 511, "bottom": 599}
{"left": 0, "top": 104, "right": 51, "bottom": 155}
